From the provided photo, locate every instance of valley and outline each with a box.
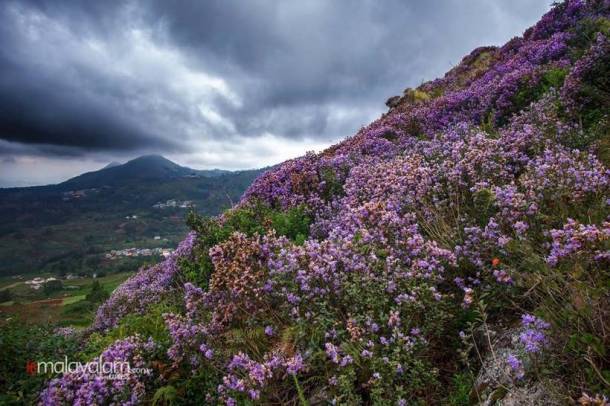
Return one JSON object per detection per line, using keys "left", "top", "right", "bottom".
{"left": 0, "top": 155, "right": 263, "bottom": 277}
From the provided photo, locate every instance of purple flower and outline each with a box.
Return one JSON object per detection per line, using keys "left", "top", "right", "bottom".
{"left": 286, "top": 353, "right": 304, "bottom": 375}
{"left": 286, "top": 293, "right": 301, "bottom": 304}
{"left": 340, "top": 355, "right": 353, "bottom": 367}
{"left": 519, "top": 314, "right": 550, "bottom": 353}
{"left": 514, "top": 221, "right": 529, "bottom": 236}
{"left": 361, "top": 349, "right": 373, "bottom": 358}
{"left": 325, "top": 343, "right": 340, "bottom": 364}
{"left": 40, "top": 335, "right": 156, "bottom": 405}
{"left": 507, "top": 354, "right": 525, "bottom": 379}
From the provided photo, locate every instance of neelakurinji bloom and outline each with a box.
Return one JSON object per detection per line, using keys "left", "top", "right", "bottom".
{"left": 42, "top": 1, "right": 610, "bottom": 403}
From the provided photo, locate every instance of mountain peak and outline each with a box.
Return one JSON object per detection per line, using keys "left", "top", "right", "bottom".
{"left": 128, "top": 154, "right": 170, "bottom": 163}
{"left": 60, "top": 155, "right": 192, "bottom": 190}
{"left": 123, "top": 154, "right": 181, "bottom": 169}
{"left": 102, "top": 161, "right": 121, "bottom": 170}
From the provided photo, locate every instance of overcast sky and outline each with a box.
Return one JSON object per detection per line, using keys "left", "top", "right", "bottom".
{"left": 0, "top": 0, "right": 552, "bottom": 187}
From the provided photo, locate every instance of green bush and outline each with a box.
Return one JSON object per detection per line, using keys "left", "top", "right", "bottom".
{"left": 0, "top": 289, "right": 11, "bottom": 303}
{"left": 184, "top": 203, "right": 311, "bottom": 287}
{"left": 85, "top": 280, "right": 110, "bottom": 304}
{"left": 63, "top": 300, "right": 96, "bottom": 315}
{"left": 320, "top": 167, "right": 345, "bottom": 201}
{"left": 81, "top": 301, "right": 176, "bottom": 361}
{"left": 564, "top": 18, "right": 610, "bottom": 155}
{"left": 568, "top": 17, "right": 610, "bottom": 59}
{"left": 445, "top": 372, "right": 475, "bottom": 406}
{"left": 512, "top": 67, "right": 569, "bottom": 114}
{"left": 43, "top": 279, "right": 63, "bottom": 296}
{"left": 0, "top": 319, "right": 80, "bottom": 405}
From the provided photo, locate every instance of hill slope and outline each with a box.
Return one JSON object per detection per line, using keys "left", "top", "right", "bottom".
{"left": 29, "top": 1, "right": 610, "bottom": 404}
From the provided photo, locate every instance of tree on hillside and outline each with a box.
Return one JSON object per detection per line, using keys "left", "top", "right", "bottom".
{"left": 0, "top": 289, "right": 11, "bottom": 303}
{"left": 43, "top": 280, "right": 63, "bottom": 296}
{"left": 85, "top": 280, "right": 109, "bottom": 304}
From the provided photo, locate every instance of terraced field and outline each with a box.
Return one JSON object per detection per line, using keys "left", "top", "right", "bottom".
{"left": 0, "top": 272, "right": 133, "bottom": 326}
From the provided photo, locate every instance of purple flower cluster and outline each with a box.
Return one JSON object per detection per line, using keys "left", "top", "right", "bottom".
{"left": 547, "top": 219, "right": 610, "bottom": 266}
{"left": 164, "top": 282, "right": 210, "bottom": 366}
{"left": 505, "top": 314, "right": 551, "bottom": 380}
{"left": 506, "top": 353, "right": 525, "bottom": 379}
{"left": 218, "top": 351, "right": 305, "bottom": 403}
{"left": 519, "top": 314, "right": 551, "bottom": 353}
{"left": 521, "top": 146, "right": 609, "bottom": 203}
{"left": 53, "top": 327, "right": 77, "bottom": 338}
{"left": 40, "top": 335, "right": 156, "bottom": 406}
{"left": 93, "top": 232, "right": 197, "bottom": 330}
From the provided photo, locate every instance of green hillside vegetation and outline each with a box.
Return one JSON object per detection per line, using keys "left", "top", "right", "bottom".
{"left": 0, "top": 272, "right": 132, "bottom": 326}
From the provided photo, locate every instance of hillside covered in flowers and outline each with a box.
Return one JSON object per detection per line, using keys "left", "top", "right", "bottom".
{"left": 40, "top": 1, "right": 609, "bottom": 404}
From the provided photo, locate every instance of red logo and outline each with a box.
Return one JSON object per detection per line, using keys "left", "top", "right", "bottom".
{"left": 26, "top": 360, "right": 37, "bottom": 376}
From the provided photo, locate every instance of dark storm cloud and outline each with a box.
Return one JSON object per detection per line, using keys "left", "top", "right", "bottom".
{"left": 0, "top": 2, "right": 180, "bottom": 155}
{"left": 0, "top": 72, "right": 171, "bottom": 151}
{"left": 141, "top": 0, "right": 553, "bottom": 139}
{"left": 0, "top": 0, "right": 551, "bottom": 161}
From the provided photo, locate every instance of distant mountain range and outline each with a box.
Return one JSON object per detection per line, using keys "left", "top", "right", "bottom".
{"left": 0, "top": 156, "right": 264, "bottom": 276}
{"left": 60, "top": 155, "right": 233, "bottom": 190}
{"left": 2, "top": 155, "right": 238, "bottom": 192}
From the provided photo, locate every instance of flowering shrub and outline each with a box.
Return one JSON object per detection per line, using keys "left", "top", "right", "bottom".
{"left": 0, "top": 320, "right": 81, "bottom": 405}
{"left": 41, "top": 1, "right": 610, "bottom": 403}
{"left": 504, "top": 314, "right": 551, "bottom": 381}
{"left": 547, "top": 218, "right": 610, "bottom": 266}
{"left": 92, "top": 232, "right": 197, "bottom": 331}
